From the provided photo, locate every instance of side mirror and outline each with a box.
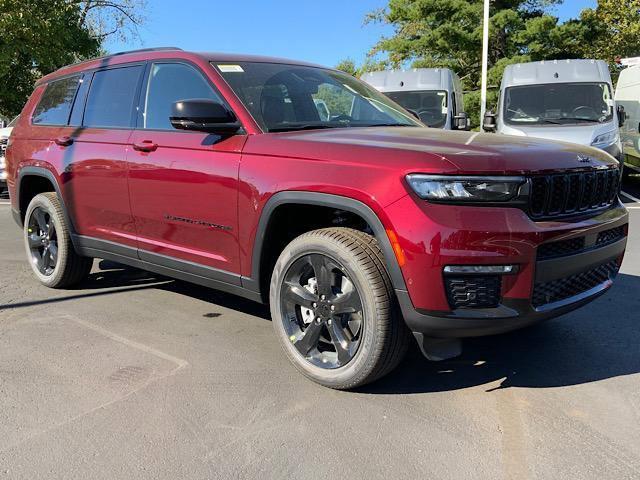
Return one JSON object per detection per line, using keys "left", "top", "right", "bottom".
{"left": 482, "top": 111, "right": 497, "bottom": 132}
{"left": 170, "top": 99, "right": 241, "bottom": 135}
{"left": 617, "top": 105, "right": 626, "bottom": 128}
{"left": 453, "top": 112, "right": 470, "bottom": 131}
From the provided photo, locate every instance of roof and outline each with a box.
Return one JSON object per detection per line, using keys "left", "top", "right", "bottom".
{"left": 501, "top": 59, "right": 612, "bottom": 88}
{"left": 36, "top": 48, "right": 327, "bottom": 85}
{"left": 361, "top": 68, "right": 457, "bottom": 93}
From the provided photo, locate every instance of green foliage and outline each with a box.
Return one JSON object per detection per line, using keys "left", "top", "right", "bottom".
{"left": 348, "top": 0, "right": 640, "bottom": 127}
{"left": 0, "top": 0, "right": 145, "bottom": 118}
{"left": 0, "top": 0, "right": 99, "bottom": 116}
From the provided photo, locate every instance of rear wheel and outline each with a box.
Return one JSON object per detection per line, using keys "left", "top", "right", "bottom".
{"left": 270, "top": 227, "right": 409, "bottom": 389}
{"left": 24, "top": 192, "right": 92, "bottom": 288}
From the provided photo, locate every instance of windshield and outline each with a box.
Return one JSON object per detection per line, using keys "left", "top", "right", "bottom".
{"left": 214, "top": 62, "right": 422, "bottom": 132}
{"left": 385, "top": 91, "right": 448, "bottom": 128}
{"left": 504, "top": 82, "right": 613, "bottom": 126}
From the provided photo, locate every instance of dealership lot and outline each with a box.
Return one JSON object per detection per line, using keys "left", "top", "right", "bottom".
{"left": 0, "top": 197, "right": 639, "bottom": 479}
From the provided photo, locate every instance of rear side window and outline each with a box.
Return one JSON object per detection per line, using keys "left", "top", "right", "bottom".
{"left": 83, "top": 66, "right": 143, "bottom": 128}
{"left": 143, "top": 63, "right": 221, "bottom": 130}
{"left": 32, "top": 75, "right": 81, "bottom": 125}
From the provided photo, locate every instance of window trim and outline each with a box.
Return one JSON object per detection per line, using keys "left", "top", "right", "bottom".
{"left": 135, "top": 59, "right": 244, "bottom": 134}
{"left": 31, "top": 74, "right": 82, "bottom": 127}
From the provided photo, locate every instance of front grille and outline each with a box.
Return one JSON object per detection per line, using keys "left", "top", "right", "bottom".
{"left": 532, "top": 260, "right": 619, "bottom": 308}
{"left": 529, "top": 169, "right": 620, "bottom": 220}
{"left": 596, "top": 225, "right": 625, "bottom": 247}
{"left": 537, "top": 237, "right": 586, "bottom": 260}
{"left": 445, "top": 275, "right": 501, "bottom": 309}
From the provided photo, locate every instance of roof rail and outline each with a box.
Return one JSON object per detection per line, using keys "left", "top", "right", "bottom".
{"left": 111, "top": 47, "right": 183, "bottom": 56}
{"left": 47, "top": 47, "right": 184, "bottom": 78}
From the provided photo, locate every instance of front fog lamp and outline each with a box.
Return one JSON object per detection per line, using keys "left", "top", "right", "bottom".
{"left": 443, "top": 265, "right": 517, "bottom": 274}
{"left": 406, "top": 175, "right": 524, "bottom": 202}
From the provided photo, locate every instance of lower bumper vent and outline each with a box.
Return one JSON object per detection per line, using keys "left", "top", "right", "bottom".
{"left": 445, "top": 276, "right": 501, "bottom": 309}
{"left": 532, "top": 260, "right": 619, "bottom": 308}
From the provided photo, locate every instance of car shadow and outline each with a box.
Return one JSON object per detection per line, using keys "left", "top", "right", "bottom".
{"left": 360, "top": 272, "right": 640, "bottom": 394}
{"left": 19, "top": 260, "right": 639, "bottom": 394}
{"left": 95, "top": 260, "right": 272, "bottom": 320}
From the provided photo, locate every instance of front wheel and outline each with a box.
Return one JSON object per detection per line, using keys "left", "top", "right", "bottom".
{"left": 270, "top": 228, "right": 409, "bottom": 389}
{"left": 23, "top": 192, "right": 93, "bottom": 288}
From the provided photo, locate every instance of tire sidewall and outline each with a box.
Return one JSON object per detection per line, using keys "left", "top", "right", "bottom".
{"left": 23, "top": 194, "right": 70, "bottom": 287}
{"left": 270, "top": 233, "right": 387, "bottom": 388}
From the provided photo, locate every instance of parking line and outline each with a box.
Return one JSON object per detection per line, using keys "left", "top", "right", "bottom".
{"left": 621, "top": 191, "right": 640, "bottom": 203}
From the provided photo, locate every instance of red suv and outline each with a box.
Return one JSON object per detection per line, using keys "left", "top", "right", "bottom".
{"left": 6, "top": 48, "right": 629, "bottom": 389}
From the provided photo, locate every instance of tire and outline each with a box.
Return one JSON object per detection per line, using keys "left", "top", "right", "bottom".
{"left": 270, "top": 227, "right": 410, "bottom": 389}
{"left": 23, "top": 192, "right": 93, "bottom": 288}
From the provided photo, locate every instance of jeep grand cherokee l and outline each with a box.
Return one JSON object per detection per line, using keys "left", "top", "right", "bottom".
{"left": 5, "top": 48, "right": 628, "bottom": 389}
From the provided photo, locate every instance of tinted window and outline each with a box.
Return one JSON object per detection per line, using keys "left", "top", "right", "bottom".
{"left": 69, "top": 75, "right": 90, "bottom": 126}
{"left": 32, "top": 76, "right": 81, "bottom": 125}
{"left": 83, "top": 66, "right": 143, "bottom": 128}
{"left": 143, "top": 63, "right": 220, "bottom": 130}
{"left": 216, "top": 62, "right": 420, "bottom": 132}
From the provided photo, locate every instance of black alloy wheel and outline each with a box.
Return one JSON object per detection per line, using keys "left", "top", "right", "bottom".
{"left": 280, "top": 252, "right": 364, "bottom": 369}
{"left": 27, "top": 206, "right": 58, "bottom": 276}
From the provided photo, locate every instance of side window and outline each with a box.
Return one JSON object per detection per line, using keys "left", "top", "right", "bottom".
{"left": 32, "top": 75, "right": 81, "bottom": 125}
{"left": 144, "top": 63, "right": 221, "bottom": 130}
{"left": 83, "top": 66, "right": 143, "bottom": 128}
{"left": 69, "top": 74, "right": 91, "bottom": 127}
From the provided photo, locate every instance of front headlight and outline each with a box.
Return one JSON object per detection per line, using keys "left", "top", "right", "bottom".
{"left": 406, "top": 174, "right": 525, "bottom": 202}
{"left": 591, "top": 130, "right": 619, "bottom": 148}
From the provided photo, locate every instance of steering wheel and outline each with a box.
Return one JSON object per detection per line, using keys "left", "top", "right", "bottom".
{"left": 417, "top": 108, "right": 442, "bottom": 124}
{"left": 331, "top": 114, "right": 353, "bottom": 122}
{"left": 572, "top": 106, "right": 598, "bottom": 118}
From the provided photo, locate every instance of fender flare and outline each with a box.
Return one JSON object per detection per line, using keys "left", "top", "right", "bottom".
{"left": 243, "top": 191, "right": 408, "bottom": 295}
{"left": 16, "top": 166, "right": 77, "bottom": 238}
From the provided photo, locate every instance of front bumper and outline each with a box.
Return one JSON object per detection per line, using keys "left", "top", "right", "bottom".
{"left": 386, "top": 196, "right": 628, "bottom": 338}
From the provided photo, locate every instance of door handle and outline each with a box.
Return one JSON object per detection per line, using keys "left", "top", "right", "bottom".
{"left": 133, "top": 140, "right": 158, "bottom": 152}
{"left": 55, "top": 136, "right": 74, "bottom": 147}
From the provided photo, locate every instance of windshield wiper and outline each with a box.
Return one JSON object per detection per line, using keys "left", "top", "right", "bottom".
{"left": 268, "top": 124, "right": 344, "bottom": 133}
{"left": 359, "top": 123, "right": 414, "bottom": 128}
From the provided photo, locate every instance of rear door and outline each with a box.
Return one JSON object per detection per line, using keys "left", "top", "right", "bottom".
{"left": 50, "top": 64, "right": 144, "bottom": 247}
{"left": 127, "top": 61, "right": 243, "bottom": 278}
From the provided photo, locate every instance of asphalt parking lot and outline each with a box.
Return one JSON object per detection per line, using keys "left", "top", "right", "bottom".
{"left": 0, "top": 183, "right": 639, "bottom": 480}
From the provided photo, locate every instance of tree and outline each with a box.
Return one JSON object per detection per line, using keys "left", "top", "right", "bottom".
{"left": 579, "top": 0, "right": 640, "bottom": 72}
{"left": 0, "top": 0, "right": 145, "bottom": 118}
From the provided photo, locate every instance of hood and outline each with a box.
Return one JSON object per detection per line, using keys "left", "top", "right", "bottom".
{"left": 244, "top": 127, "right": 619, "bottom": 175}
{"left": 500, "top": 122, "right": 617, "bottom": 147}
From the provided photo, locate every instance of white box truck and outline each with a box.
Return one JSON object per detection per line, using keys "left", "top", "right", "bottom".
{"left": 615, "top": 64, "right": 640, "bottom": 176}
{"left": 483, "top": 59, "right": 624, "bottom": 160}
{"left": 361, "top": 68, "right": 469, "bottom": 130}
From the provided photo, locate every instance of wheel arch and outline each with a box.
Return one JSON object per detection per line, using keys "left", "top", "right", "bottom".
{"left": 244, "top": 191, "right": 407, "bottom": 298}
{"left": 16, "top": 167, "right": 77, "bottom": 240}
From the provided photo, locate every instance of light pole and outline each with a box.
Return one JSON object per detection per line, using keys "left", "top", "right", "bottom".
{"left": 480, "top": 0, "right": 490, "bottom": 124}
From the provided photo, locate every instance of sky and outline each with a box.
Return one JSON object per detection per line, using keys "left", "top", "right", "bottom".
{"left": 105, "top": 0, "right": 598, "bottom": 67}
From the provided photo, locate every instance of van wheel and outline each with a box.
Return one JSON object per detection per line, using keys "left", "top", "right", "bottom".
{"left": 270, "top": 227, "right": 409, "bottom": 389}
{"left": 24, "top": 192, "right": 93, "bottom": 288}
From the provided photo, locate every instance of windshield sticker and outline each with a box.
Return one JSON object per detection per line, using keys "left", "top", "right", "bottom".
{"left": 218, "top": 65, "right": 244, "bottom": 73}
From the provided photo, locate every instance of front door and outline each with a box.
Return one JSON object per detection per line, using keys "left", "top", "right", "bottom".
{"left": 127, "top": 62, "right": 243, "bottom": 278}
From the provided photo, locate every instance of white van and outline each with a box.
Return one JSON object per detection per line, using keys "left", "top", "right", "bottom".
{"left": 615, "top": 64, "right": 640, "bottom": 175}
{"left": 483, "top": 59, "right": 624, "bottom": 160}
{"left": 361, "top": 68, "right": 469, "bottom": 130}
